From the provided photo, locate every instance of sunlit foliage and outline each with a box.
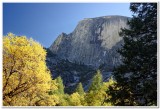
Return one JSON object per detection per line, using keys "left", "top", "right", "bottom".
{"left": 85, "top": 70, "right": 114, "bottom": 106}
{"left": 69, "top": 92, "right": 83, "bottom": 106}
{"left": 75, "top": 82, "right": 85, "bottom": 95}
{"left": 3, "top": 33, "right": 116, "bottom": 106}
{"left": 3, "top": 33, "right": 58, "bottom": 106}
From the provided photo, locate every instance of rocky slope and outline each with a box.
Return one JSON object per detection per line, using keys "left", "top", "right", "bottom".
{"left": 49, "top": 15, "right": 130, "bottom": 69}
{"left": 46, "top": 49, "right": 113, "bottom": 94}
{"left": 47, "top": 15, "right": 130, "bottom": 93}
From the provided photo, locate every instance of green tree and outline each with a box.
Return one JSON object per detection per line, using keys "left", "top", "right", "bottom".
{"left": 88, "top": 70, "right": 103, "bottom": 92}
{"left": 56, "top": 76, "right": 64, "bottom": 94}
{"left": 53, "top": 76, "right": 67, "bottom": 106}
{"left": 75, "top": 82, "right": 85, "bottom": 95}
{"left": 57, "top": 94, "right": 70, "bottom": 106}
{"left": 85, "top": 70, "right": 105, "bottom": 106}
{"left": 109, "top": 3, "right": 157, "bottom": 106}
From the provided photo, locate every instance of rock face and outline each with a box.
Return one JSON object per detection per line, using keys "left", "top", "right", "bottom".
{"left": 49, "top": 15, "right": 129, "bottom": 70}
{"left": 46, "top": 49, "right": 113, "bottom": 93}
{"left": 47, "top": 15, "right": 130, "bottom": 93}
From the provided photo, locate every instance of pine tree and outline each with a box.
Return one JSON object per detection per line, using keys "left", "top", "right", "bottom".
{"left": 109, "top": 3, "right": 157, "bottom": 106}
{"left": 88, "top": 70, "right": 103, "bottom": 92}
{"left": 75, "top": 82, "right": 85, "bottom": 95}
{"left": 56, "top": 76, "right": 64, "bottom": 94}
{"left": 85, "top": 70, "right": 104, "bottom": 106}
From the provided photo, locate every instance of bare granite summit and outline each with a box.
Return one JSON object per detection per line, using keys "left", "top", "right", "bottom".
{"left": 49, "top": 15, "right": 130, "bottom": 69}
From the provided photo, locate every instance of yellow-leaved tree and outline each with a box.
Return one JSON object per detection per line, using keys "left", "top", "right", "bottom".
{"left": 3, "top": 33, "right": 58, "bottom": 106}
{"left": 69, "top": 92, "right": 83, "bottom": 106}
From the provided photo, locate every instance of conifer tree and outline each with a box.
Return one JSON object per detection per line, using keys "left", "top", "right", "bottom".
{"left": 56, "top": 76, "right": 64, "bottom": 94}
{"left": 88, "top": 70, "right": 103, "bottom": 92}
{"left": 85, "top": 70, "right": 104, "bottom": 106}
{"left": 75, "top": 82, "right": 85, "bottom": 95}
{"left": 109, "top": 3, "right": 157, "bottom": 106}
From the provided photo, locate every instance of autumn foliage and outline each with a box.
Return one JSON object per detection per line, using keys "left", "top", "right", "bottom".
{"left": 3, "top": 33, "right": 57, "bottom": 106}
{"left": 3, "top": 33, "right": 116, "bottom": 106}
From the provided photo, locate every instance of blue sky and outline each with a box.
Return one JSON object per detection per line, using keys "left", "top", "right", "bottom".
{"left": 3, "top": 3, "right": 132, "bottom": 47}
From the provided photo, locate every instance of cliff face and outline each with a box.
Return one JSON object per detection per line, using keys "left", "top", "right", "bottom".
{"left": 49, "top": 15, "right": 129, "bottom": 69}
